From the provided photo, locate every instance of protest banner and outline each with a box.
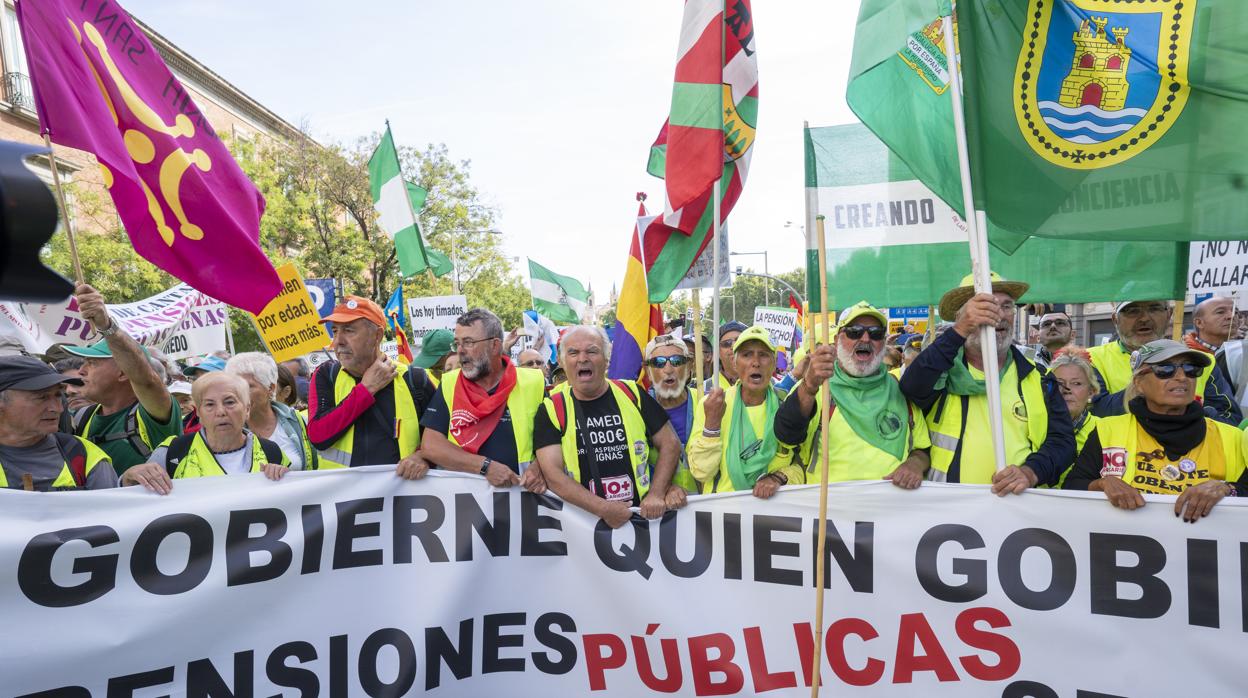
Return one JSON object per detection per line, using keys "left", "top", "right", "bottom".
{"left": 1186, "top": 240, "right": 1248, "bottom": 299}
{"left": 753, "top": 305, "right": 799, "bottom": 349}
{"left": 673, "top": 226, "right": 732, "bottom": 291}
{"left": 249, "top": 263, "right": 330, "bottom": 364}
{"left": 406, "top": 294, "right": 467, "bottom": 340}
{"left": 1, "top": 473, "right": 1242, "bottom": 697}
{"left": 0, "top": 283, "right": 223, "bottom": 354}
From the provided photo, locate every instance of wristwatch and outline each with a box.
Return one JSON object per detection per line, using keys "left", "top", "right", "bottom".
{"left": 97, "top": 317, "right": 120, "bottom": 338}
{"left": 479, "top": 458, "right": 492, "bottom": 476}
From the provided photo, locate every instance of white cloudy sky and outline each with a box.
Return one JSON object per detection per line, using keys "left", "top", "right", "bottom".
{"left": 123, "top": 0, "right": 863, "bottom": 298}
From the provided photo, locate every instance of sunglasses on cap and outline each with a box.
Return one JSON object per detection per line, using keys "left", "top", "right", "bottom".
{"left": 840, "top": 325, "right": 887, "bottom": 341}
{"left": 647, "top": 355, "right": 690, "bottom": 369}
{"left": 1148, "top": 363, "right": 1201, "bottom": 380}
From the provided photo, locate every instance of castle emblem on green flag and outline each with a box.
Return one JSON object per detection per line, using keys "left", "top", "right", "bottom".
{"left": 1013, "top": 0, "right": 1193, "bottom": 169}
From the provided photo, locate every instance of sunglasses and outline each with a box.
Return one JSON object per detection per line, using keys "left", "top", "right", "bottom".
{"left": 519, "top": 359, "right": 546, "bottom": 368}
{"left": 647, "top": 355, "right": 690, "bottom": 369}
{"left": 840, "top": 325, "right": 886, "bottom": 341}
{"left": 1148, "top": 363, "right": 1201, "bottom": 379}
{"left": 1039, "top": 319, "right": 1070, "bottom": 329}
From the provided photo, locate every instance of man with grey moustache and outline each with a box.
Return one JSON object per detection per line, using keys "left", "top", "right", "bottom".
{"left": 901, "top": 273, "right": 1074, "bottom": 493}
{"left": 775, "top": 302, "right": 931, "bottom": 488}
{"left": 643, "top": 334, "right": 700, "bottom": 493}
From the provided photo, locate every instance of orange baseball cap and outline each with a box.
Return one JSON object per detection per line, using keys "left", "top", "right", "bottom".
{"left": 319, "top": 295, "right": 386, "bottom": 329}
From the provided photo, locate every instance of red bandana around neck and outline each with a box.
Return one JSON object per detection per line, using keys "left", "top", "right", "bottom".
{"left": 449, "top": 357, "right": 518, "bottom": 454}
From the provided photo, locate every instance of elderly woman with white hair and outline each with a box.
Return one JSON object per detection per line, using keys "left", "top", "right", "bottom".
{"left": 120, "top": 372, "right": 290, "bottom": 494}
{"left": 226, "top": 352, "right": 316, "bottom": 471}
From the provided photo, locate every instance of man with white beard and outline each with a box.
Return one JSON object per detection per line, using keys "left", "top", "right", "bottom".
{"left": 774, "top": 302, "right": 931, "bottom": 488}
{"left": 643, "top": 335, "right": 700, "bottom": 493}
{"left": 900, "top": 274, "right": 1074, "bottom": 494}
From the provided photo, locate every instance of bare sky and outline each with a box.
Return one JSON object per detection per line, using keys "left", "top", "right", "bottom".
{"left": 123, "top": 0, "right": 862, "bottom": 301}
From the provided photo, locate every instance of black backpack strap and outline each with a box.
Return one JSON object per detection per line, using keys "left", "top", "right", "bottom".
{"left": 123, "top": 403, "right": 152, "bottom": 459}
{"left": 258, "top": 437, "right": 285, "bottom": 465}
{"left": 162, "top": 433, "right": 198, "bottom": 478}
{"left": 72, "top": 405, "right": 98, "bottom": 436}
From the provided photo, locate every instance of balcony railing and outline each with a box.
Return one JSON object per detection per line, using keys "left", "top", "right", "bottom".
{"left": 4, "top": 72, "right": 34, "bottom": 111}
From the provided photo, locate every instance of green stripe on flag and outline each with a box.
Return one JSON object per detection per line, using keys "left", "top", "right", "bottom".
{"left": 669, "top": 82, "right": 723, "bottom": 129}
{"left": 805, "top": 123, "right": 1187, "bottom": 312}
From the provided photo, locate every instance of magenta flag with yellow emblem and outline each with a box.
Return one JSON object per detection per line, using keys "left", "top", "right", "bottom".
{"left": 16, "top": 0, "right": 280, "bottom": 313}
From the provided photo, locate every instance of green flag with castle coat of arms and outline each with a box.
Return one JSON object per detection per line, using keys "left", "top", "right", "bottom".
{"left": 848, "top": 0, "right": 1248, "bottom": 253}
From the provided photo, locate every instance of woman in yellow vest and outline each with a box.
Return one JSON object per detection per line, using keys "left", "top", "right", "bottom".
{"left": 1063, "top": 340, "right": 1247, "bottom": 522}
{"left": 1047, "top": 347, "right": 1101, "bottom": 487}
{"left": 121, "top": 373, "right": 290, "bottom": 494}
{"left": 227, "top": 352, "right": 317, "bottom": 471}
{"left": 688, "top": 326, "right": 804, "bottom": 496}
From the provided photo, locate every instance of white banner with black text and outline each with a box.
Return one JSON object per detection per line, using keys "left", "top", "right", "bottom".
{"left": 1, "top": 471, "right": 1243, "bottom": 697}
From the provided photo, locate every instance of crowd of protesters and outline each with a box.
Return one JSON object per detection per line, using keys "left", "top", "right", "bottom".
{"left": 2, "top": 279, "right": 1246, "bottom": 527}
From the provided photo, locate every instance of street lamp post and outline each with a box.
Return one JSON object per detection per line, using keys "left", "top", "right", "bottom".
{"left": 447, "top": 228, "right": 503, "bottom": 295}
{"left": 733, "top": 268, "right": 803, "bottom": 305}
{"left": 730, "top": 251, "right": 769, "bottom": 306}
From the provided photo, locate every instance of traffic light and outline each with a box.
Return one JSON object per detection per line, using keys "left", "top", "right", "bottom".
{"left": 0, "top": 140, "right": 73, "bottom": 302}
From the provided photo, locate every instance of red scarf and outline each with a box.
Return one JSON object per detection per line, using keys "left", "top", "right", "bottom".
{"left": 449, "top": 357, "right": 518, "bottom": 454}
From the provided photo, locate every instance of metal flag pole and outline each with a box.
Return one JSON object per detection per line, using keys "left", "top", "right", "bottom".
{"left": 942, "top": 12, "right": 1007, "bottom": 472}
{"left": 711, "top": 178, "right": 722, "bottom": 388}
{"left": 40, "top": 134, "right": 84, "bottom": 284}
{"left": 692, "top": 288, "right": 705, "bottom": 389}
{"left": 809, "top": 214, "right": 833, "bottom": 698}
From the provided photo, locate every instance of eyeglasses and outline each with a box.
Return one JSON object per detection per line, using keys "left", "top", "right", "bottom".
{"left": 1119, "top": 304, "right": 1170, "bottom": 319}
{"left": 840, "top": 325, "right": 886, "bottom": 341}
{"left": 451, "top": 336, "right": 498, "bottom": 352}
{"left": 1148, "top": 362, "right": 1201, "bottom": 379}
{"left": 519, "top": 359, "right": 546, "bottom": 368}
{"left": 647, "top": 355, "right": 690, "bottom": 369}
{"left": 1039, "top": 319, "right": 1070, "bottom": 329}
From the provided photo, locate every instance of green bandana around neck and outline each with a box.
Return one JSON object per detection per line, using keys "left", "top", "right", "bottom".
{"left": 934, "top": 347, "right": 1015, "bottom": 396}
{"left": 827, "top": 362, "right": 910, "bottom": 461}
{"left": 726, "top": 384, "right": 780, "bottom": 491}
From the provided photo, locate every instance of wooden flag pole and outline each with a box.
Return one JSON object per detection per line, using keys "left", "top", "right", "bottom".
{"left": 41, "top": 134, "right": 84, "bottom": 284}
{"left": 1172, "top": 299, "right": 1185, "bottom": 340}
{"left": 692, "top": 289, "right": 705, "bottom": 389}
{"left": 809, "top": 215, "right": 833, "bottom": 697}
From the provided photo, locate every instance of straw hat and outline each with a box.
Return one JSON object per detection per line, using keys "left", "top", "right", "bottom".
{"left": 937, "top": 272, "right": 1029, "bottom": 321}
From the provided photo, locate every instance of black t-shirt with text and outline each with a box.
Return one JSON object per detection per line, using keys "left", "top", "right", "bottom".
{"left": 534, "top": 386, "right": 669, "bottom": 506}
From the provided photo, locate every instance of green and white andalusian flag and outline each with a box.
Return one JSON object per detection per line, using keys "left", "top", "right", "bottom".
{"left": 404, "top": 181, "right": 453, "bottom": 278}
{"left": 805, "top": 123, "right": 1187, "bottom": 311}
{"left": 369, "top": 126, "right": 427, "bottom": 278}
{"left": 528, "top": 259, "right": 589, "bottom": 325}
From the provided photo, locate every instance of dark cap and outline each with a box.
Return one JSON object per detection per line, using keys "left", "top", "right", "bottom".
{"left": 0, "top": 355, "right": 84, "bottom": 392}
{"left": 718, "top": 321, "right": 748, "bottom": 339}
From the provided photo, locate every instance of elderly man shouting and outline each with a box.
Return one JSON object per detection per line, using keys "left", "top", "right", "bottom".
{"left": 534, "top": 326, "right": 685, "bottom": 528}
{"left": 307, "top": 296, "right": 435, "bottom": 474}
{"left": 420, "top": 308, "right": 548, "bottom": 491}
{"left": 775, "top": 302, "right": 931, "bottom": 488}
{"left": 901, "top": 273, "right": 1074, "bottom": 494}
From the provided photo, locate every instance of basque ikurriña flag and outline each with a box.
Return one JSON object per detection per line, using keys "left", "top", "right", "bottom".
{"left": 607, "top": 202, "right": 665, "bottom": 381}
{"left": 643, "top": 0, "right": 758, "bottom": 303}
{"left": 16, "top": 0, "right": 281, "bottom": 313}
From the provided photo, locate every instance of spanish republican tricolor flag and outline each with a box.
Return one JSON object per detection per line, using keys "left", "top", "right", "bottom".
{"left": 607, "top": 200, "right": 665, "bottom": 381}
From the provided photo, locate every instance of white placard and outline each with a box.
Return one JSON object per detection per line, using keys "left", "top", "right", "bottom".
{"left": 1187, "top": 240, "right": 1248, "bottom": 298}
{"left": 674, "top": 226, "right": 733, "bottom": 291}
{"left": 406, "top": 294, "right": 468, "bottom": 339}
{"left": 753, "top": 305, "right": 799, "bottom": 349}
